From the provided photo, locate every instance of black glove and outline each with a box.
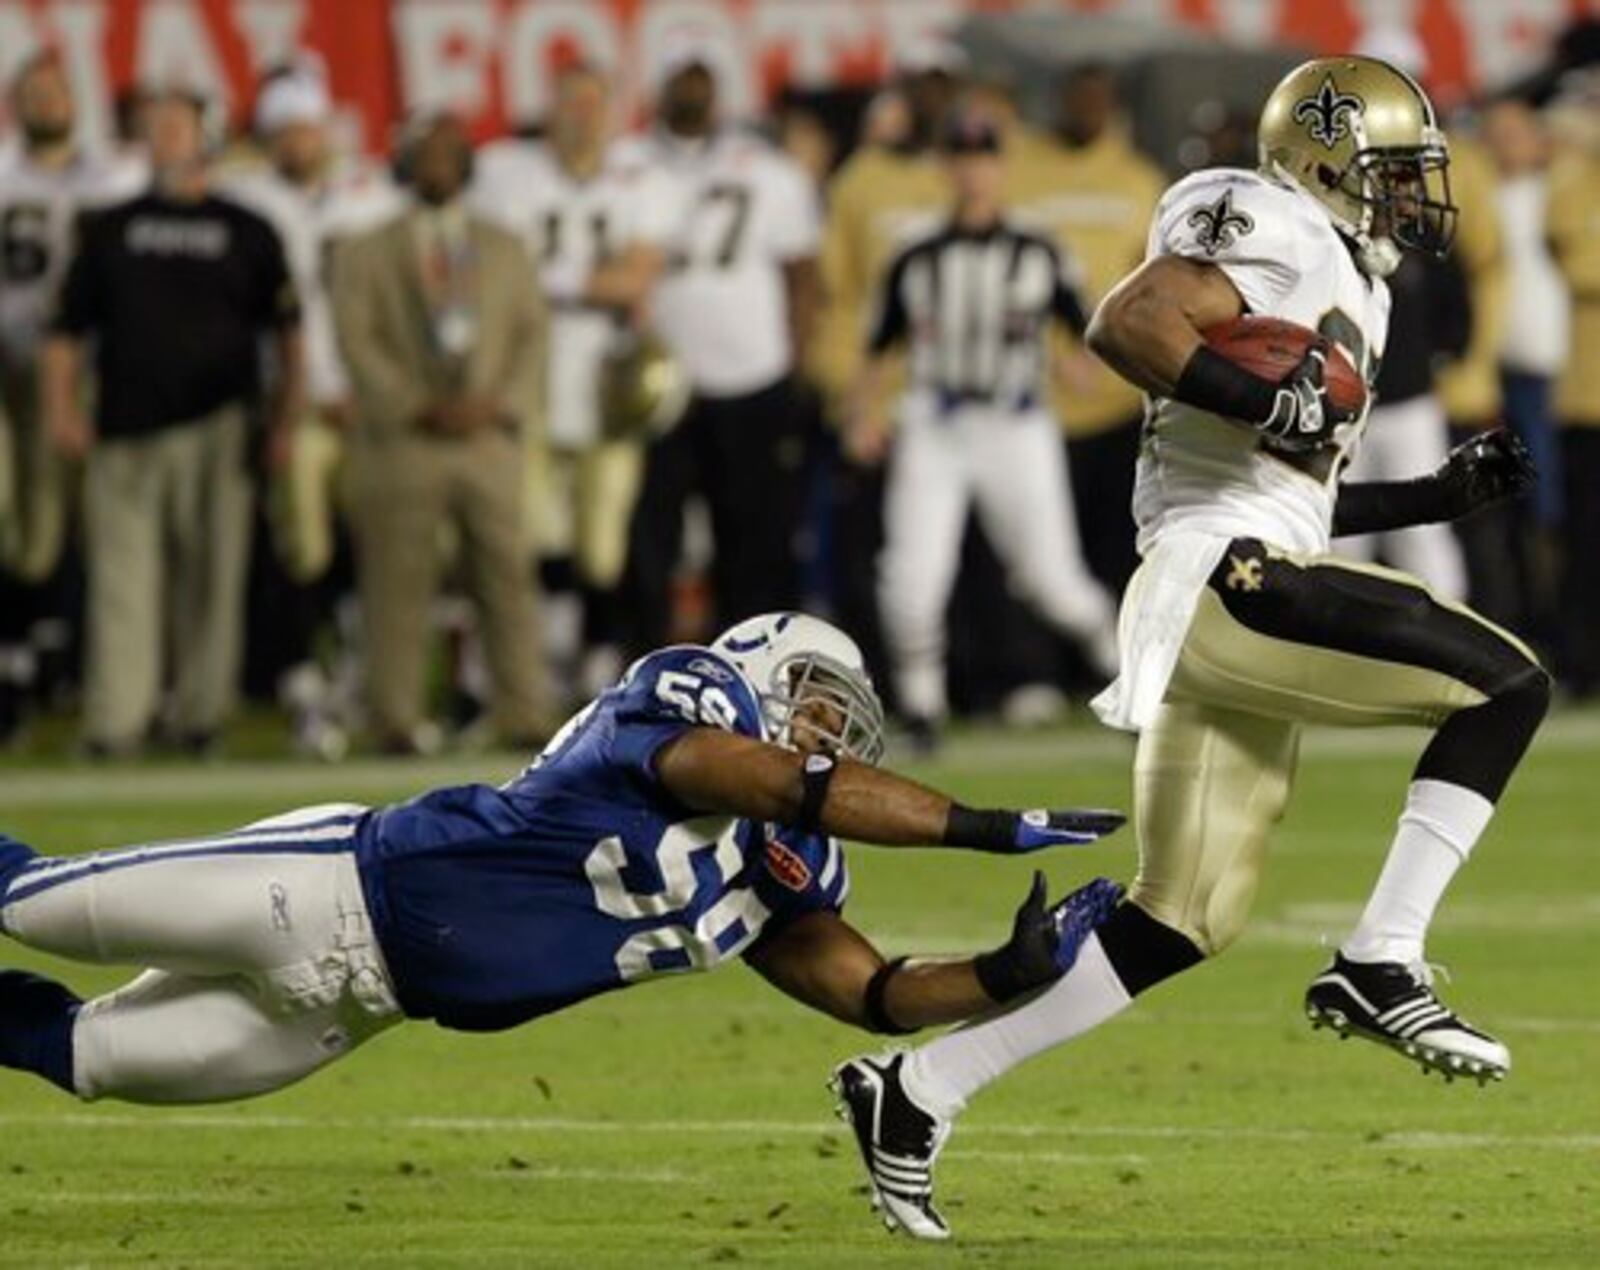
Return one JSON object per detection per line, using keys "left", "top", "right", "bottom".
{"left": 1436, "top": 427, "right": 1536, "bottom": 517}
{"left": 973, "top": 872, "right": 1124, "bottom": 1002}
{"left": 1259, "top": 340, "right": 1359, "bottom": 453}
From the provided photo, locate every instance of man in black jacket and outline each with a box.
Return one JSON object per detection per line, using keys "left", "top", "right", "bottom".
{"left": 42, "top": 87, "right": 303, "bottom": 756}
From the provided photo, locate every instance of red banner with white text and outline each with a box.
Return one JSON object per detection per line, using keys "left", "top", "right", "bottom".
{"left": 2, "top": 0, "right": 1596, "bottom": 154}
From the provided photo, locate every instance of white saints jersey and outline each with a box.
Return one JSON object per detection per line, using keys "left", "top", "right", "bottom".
{"left": 472, "top": 139, "right": 684, "bottom": 446}
{"left": 222, "top": 160, "right": 403, "bottom": 406}
{"left": 1133, "top": 168, "right": 1391, "bottom": 556}
{"left": 615, "top": 129, "right": 820, "bottom": 397}
{"left": 0, "top": 150, "right": 146, "bottom": 365}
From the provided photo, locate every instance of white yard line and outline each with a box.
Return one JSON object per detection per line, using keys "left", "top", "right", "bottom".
{"left": 474, "top": 1165, "right": 690, "bottom": 1184}
{"left": 0, "top": 1113, "right": 1594, "bottom": 1151}
{"left": 22, "top": 1190, "right": 281, "bottom": 1206}
{"left": 944, "top": 1149, "right": 1149, "bottom": 1166}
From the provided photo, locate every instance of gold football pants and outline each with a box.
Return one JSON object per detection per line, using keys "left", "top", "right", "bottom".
{"left": 1129, "top": 538, "right": 1540, "bottom": 955}
{"left": 528, "top": 439, "right": 642, "bottom": 589}
{"left": 0, "top": 364, "right": 70, "bottom": 583}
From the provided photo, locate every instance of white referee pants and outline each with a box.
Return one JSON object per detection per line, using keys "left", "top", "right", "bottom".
{"left": 879, "top": 396, "right": 1118, "bottom": 721}
{"left": 1341, "top": 394, "right": 1467, "bottom": 601}
{"left": 0, "top": 805, "right": 401, "bottom": 1104}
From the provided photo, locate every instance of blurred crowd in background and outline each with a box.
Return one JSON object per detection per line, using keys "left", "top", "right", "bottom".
{"left": 2, "top": 9, "right": 1600, "bottom": 761}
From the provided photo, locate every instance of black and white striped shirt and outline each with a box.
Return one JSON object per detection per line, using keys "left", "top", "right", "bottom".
{"left": 868, "top": 218, "right": 1088, "bottom": 411}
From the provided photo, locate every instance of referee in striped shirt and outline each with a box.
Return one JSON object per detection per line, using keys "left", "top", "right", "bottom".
{"left": 845, "top": 109, "right": 1118, "bottom": 746}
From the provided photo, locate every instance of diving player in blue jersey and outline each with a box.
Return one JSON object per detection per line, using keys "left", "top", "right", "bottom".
{"left": 0, "top": 613, "right": 1125, "bottom": 1106}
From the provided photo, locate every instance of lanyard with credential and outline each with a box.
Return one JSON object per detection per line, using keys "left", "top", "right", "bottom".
{"left": 424, "top": 223, "right": 479, "bottom": 361}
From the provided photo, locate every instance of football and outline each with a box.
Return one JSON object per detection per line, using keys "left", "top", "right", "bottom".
{"left": 1202, "top": 315, "right": 1367, "bottom": 416}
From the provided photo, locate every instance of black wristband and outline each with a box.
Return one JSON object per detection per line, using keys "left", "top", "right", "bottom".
{"left": 1173, "top": 344, "right": 1280, "bottom": 424}
{"left": 942, "top": 805, "right": 1018, "bottom": 851}
{"left": 794, "top": 754, "right": 835, "bottom": 833}
{"left": 973, "top": 945, "right": 1034, "bottom": 1003}
{"left": 864, "top": 956, "right": 916, "bottom": 1035}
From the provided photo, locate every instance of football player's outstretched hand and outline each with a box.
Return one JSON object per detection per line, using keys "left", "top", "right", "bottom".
{"left": 943, "top": 806, "right": 1126, "bottom": 852}
{"left": 1439, "top": 427, "right": 1536, "bottom": 513}
{"left": 1050, "top": 876, "right": 1125, "bottom": 972}
{"left": 1012, "top": 808, "right": 1128, "bottom": 850}
{"left": 974, "top": 872, "right": 1125, "bottom": 1000}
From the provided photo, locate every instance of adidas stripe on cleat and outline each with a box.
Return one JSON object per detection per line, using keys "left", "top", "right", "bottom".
{"left": 1305, "top": 952, "right": 1509, "bottom": 1085}
{"left": 828, "top": 1052, "right": 952, "bottom": 1240}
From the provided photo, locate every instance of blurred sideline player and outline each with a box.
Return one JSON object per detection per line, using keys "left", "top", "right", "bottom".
{"left": 811, "top": 36, "right": 968, "bottom": 414}
{"left": 1433, "top": 113, "right": 1514, "bottom": 616}
{"left": 223, "top": 59, "right": 402, "bottom": 758}
{"left": 845, "top": 111, "right": 1117, "bottom": 747}
{"left": 1337, "top": 29, "right": 1472, "bottom": 600}
{"left": 0, "top": 612, "right": 1123, "bottom": 1109}
{"left": 1545, "top": 101, "right": 1600, "bottom": 696}
{"left": 0, "top": 52, "right": 143, "bottom": 738}
{"left": 953, "top": 74, "right": 1159, "bottom": 719}
{"left": 816, "top": 49, "right": 1147, "bottom": 714}
{"left": 809, "top": 38, "right": 968, "bottom": 696}
{"left": 832, "top": 57, "right": 1546, "bottom": 1239}
{"left": 1040, "top": 65, "right": 1166, "bottom": 595}
{"left": 473, "top": 63, "right": 677, "bottom": 699}
{"left": 618, "top": 43, "right": 821, "bottom": 649}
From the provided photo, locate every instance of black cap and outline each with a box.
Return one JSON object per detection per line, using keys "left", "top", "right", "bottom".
{"left": 939, "top": 109, "right": 1001, "bottom": 155}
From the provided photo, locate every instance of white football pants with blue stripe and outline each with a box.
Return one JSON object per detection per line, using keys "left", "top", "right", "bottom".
{"left": 0, "top": 804, "right": 401, "bottom": 1103}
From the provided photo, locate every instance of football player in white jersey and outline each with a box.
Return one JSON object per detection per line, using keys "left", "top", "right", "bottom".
{"left": 829, "top": 57, "right": 1546, "bottom": 1241}
{"left": 0, "top": 51, "right": 143, "bottom": 737}
{"left": 221, "top": 62, "right": 402, "bottom": 757}
{"left": 473, "top": 63, "right": 683, "bottom": 697}
{"left": 614, "top": 49, "right": 822, "bottom": 649}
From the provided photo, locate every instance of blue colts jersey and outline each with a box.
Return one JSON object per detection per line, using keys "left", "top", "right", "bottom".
{"left": 353, "top": 646, "right": 850, "bottom": 1032}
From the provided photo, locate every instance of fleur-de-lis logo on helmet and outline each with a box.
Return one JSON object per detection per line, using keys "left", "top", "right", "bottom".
{"left": 1292, "top": 74, "right": 1365, "bottom": 149}
{"left": 1185, "top": 189, "right": 1255, "bottom": 255}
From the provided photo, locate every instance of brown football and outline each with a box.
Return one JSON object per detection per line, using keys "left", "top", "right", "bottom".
{"left": 1201, "top": 315, "right": 1367, "bottom": 416}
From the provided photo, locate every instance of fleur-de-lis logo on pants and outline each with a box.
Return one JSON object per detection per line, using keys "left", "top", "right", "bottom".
{"left": 1293, "top": 75, "right": 1364, "bottom": 149}
{"left": 1186, "top": 189, "right": 1255, "bottom": 256}
{"left": 1225, "top": 555, "right": 1265, "bottom": 593}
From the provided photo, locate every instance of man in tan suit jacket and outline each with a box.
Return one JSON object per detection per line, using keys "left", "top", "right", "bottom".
{"left": 334, "top": 114, "right": 547, "bottom": 752}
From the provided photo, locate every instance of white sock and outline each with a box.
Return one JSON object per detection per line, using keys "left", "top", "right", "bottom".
{"left": 1341, "top": 779, "right": 1495, "bottom": 967}
{"left": 903, "top": 933, "right": 1132, "bottom": 1119}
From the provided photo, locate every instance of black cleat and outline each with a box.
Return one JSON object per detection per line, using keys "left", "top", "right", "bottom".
{"left": 1306, "top": 953, "right": 1509, "bottom": 1085}
{"left": 828, "top": 1052, "right": 951, "bottom": 1240}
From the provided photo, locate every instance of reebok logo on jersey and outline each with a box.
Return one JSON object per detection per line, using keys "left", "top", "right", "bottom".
{"left": 1186, "top": 190, "right": 1255, "bottom": 255}
{"left": 687, "top": 657, "right": 735, "bottom": 684}
{"left": 765, "top": 838, "right": 813, "bottom": 892}
{"left": 1293, "top": 75, "right": 1364, "bottom": 149}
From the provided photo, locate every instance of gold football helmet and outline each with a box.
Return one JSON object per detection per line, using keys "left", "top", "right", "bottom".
{"left": 599, "top": 330, "right": 691, "bottom": 442}
{"left": 1258, "top": 55, "right": 1455, "bottom": 260}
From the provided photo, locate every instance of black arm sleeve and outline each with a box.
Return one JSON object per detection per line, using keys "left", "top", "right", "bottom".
{"left": 1331, "top": 477, "right": 1461, "bottom": 537}
{"left": 1050, "top": 245, "right": 1090, "bottom": 337}
{"left": 49, "top": 217, "right": 104, "bottom": 337}
{"left": 865, "top": 247, "right": 911, "bottom": 354}
{"left": 255, "top": 218, "right": 302, "bottom": 329}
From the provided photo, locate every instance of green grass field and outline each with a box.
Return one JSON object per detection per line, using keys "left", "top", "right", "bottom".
{"left": 1, "top": 716, "right": 1596, "bottom": 1267}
